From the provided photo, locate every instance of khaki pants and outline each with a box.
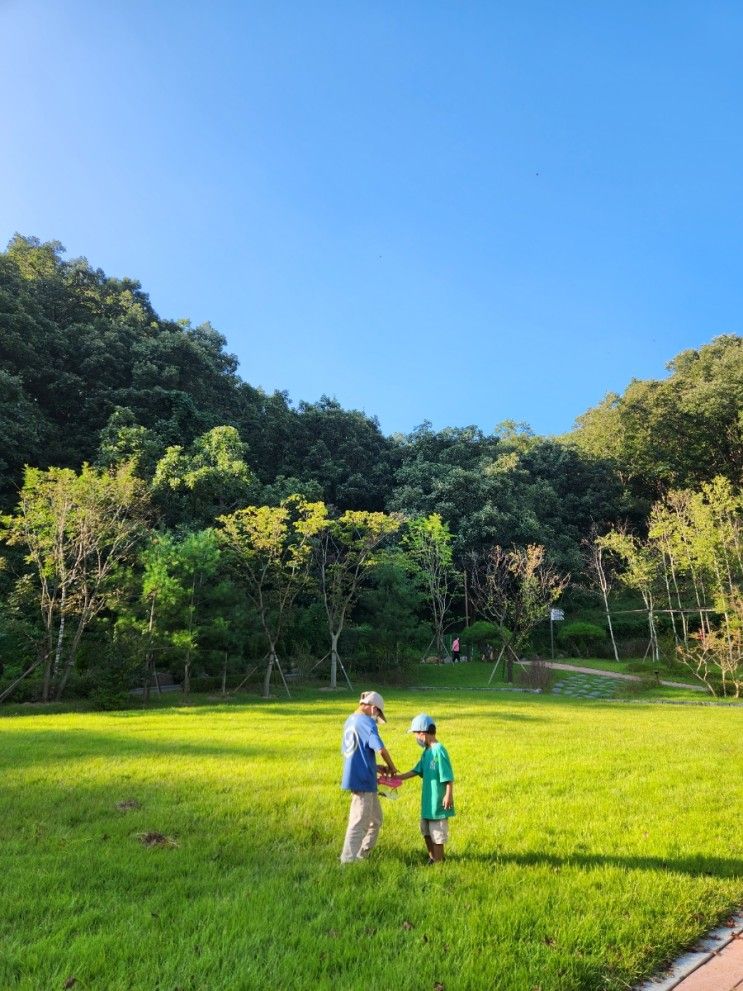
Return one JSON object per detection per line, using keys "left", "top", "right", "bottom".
{"left": 340, "top": 792, "right": 383, "bottom": 863}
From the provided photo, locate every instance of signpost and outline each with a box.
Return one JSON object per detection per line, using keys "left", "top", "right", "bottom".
{"left": 549, "top": 607, "right": 565, "bottom": 660}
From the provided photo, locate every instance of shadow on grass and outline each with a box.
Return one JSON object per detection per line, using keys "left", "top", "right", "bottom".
{"left": 443, "top": 848, "right": 743, "bottom": 879}
{"left": 0, "top": 726, "right": 277, "bottom": 768}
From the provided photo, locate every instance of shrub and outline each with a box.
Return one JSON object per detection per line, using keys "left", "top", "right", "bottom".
{"left": 0, "top": 677, "right": 43, "bottom": 704}
{"left": 460, "top": 621, "right": 510, "bottom": 661}
{"left": 620, "top": 675, "right": 656, "bottom": 697}
{"left": 90, "top": 665, "right": 131, "bottom": 710}
{"left": 557, "top": 621, "right": 607, "bottom": 658}
{"left": 460, "top": 621, "right": 505, "bottom": 645}
{"left": 188, "top": 675, "right": 221, "bottom": 693}
{"left": 610, "top": 615, "right": 650, "bottom": 637}
{"left": 517, "top": 659, "right": 554, "bottom": 692}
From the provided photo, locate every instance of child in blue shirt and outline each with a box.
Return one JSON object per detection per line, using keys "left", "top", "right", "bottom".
{"left": 398, "top": 713, "right": 455, "bottom": 865}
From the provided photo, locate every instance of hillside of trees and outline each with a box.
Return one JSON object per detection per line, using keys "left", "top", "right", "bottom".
{"left": 1, "top": 235, "right": 741, "bottom": 703}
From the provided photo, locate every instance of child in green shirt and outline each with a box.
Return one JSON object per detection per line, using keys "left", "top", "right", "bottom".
{"left": 397, "top": 713, "right": 455, "bottom": 865}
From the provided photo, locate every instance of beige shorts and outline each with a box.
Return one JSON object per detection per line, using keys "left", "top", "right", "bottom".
{"left": 420, "top": 818, "right": 449, "bottom": 844}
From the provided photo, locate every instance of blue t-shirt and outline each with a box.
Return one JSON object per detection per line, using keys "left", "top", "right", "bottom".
{"left": 341, "top": 712, "right": 385, "bottom": 792}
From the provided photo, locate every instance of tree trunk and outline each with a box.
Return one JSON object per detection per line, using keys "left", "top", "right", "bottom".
{"left": 143, "top": 597, "right": 156, "bottom": 706}
{"left": 55, "top": 616, "right": 88, "bottom": 701}
{"left": 263, "top": 647, "right": 276, "bottom": 699}
{"left": 53, "top": 611, "right": 65, "bottom": 679}
{"left": 183, "top": 577, "right": 196, "bottom": 695}
{"left": 330, "top": 632, "right": 340, "bottom": 690}
{"left": 595, "top": 555, "right": 620, "bottom": 663}
{"left": 647, "top": 604, "right": 659, "bottom": 664}
{"left": 42, "top": 650, "right": 53, "bottom": 703}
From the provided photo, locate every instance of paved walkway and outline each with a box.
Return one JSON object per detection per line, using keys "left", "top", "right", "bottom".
{"left": 635, "top": 912, "right": 743, "bottom": 990}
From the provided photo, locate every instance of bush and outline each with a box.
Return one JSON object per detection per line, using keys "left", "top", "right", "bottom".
{"left": 517, "top": 660, "right": 554, "bottom": 692}
{"left": 90, "top": 664, "right": 131, "bottom": 710}
{"left": 460, "top": 621, "right": 505, "bottom": 645}
{"left": 187, "top": 675, "right": 222, "bottom": 694}
{"left": 619, "top": 675, "right": 656, "bottom": 697}
{"left": 610, "top": 615, "right": 650, "bottom": 637}
{"left": 0, "top": 677, "right": 43, "bottom": 704}
{"left": 64, "top": 669, "right": 98, "bottom": 699}
{"left": 557, "top": 621, "right": 608, "bottom": 658}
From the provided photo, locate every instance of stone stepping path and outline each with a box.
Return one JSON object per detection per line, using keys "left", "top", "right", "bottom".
{"left": 551, "top": 673, "right": 617, "bottom": 699}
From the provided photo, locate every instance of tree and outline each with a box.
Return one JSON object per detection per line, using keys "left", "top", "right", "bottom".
{"left": 600, "top": 477, "right": 743, "bottom": 681}
{"left": 127, "top": 529, "right": 222, "bottom": 698}
{"left": 96, "top": 407, "right": 164, "bottom": 479}
{"left": 572, "top": 335, "right": 743, "bottom": 496}
{"left": 681, "top": 592, "right": 743, "bottom": 698}
{"left": 218, "top": 496, "right": 327, "bottom": 697}
{"left": 0, "top": 462, "right": 150, "bottom": 700}
{"left": 152, "top": 426, "right": 254, "bottom": 526}
{"left": 166, "top": 530, "right": 221, "bottom": 695}
{"left": 402, "top": 514, "right": 456, "bottom": 659}
{"left": 282, "top": 397, "right": 396, "bottom": 511}
{"left": 583, "top": 530, "right": 620, "bottom": 661}
{"left": 597, "top": 530, "right": 661, "bottom": 664}
{"left": 315, "top": 510, "right": 401, "bottom": 688}
{"left": 468, "top": 544, "right": 569, "bottom": 681}
{"left": 352, "top": 553, "right": 429, "bottom": 670}
{"left": 388, "top": 422, "right": 625, "bottom": 571}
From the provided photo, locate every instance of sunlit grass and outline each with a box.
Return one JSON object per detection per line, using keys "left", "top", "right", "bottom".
{"left": 1, "top": 691, "right": 742, "bottom": 990}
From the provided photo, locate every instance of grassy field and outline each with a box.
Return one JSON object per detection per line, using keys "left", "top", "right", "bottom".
{"left": 1, "top": 687, "right": 742, "bottom": 991}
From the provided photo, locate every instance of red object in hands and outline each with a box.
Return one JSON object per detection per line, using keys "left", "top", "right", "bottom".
{"left": 378, "top": 775, "right": 403, "bottom": 789}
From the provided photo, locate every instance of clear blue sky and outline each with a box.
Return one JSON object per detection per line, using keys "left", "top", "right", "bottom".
{"left": 2, "top": 2, "right": 741, "bottom": 437}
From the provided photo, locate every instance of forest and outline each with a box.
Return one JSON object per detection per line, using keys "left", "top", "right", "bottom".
{"left": 1, "top": 234, "right": 741, "bottom": 703}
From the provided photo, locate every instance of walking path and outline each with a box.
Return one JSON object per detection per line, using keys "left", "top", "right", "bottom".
{"left": 536, "top": 661, "right": 707, "bottom": 692}
{"left": 634, "top": 911, "right": 743, "bottom": 990}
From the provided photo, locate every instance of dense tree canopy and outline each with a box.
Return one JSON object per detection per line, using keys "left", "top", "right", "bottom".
{"left": 571, "top": 335, "right": 743, "bottom": 496}
{"left": 1, "top": 233, "right": 741, "bottom": 702}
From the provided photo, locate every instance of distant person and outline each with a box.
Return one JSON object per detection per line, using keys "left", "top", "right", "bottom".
{"left": 397, "top": 713, "right": 455, "bottom": 865}
{"left": 451, "top": 636, "right": 461, "bottom": 663}
{"left": 339, "top": 691, "right": 398, "bottom": 864}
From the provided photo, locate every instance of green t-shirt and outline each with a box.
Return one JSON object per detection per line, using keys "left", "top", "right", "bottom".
{"left": 413, "top": 741, "right": 455, "bottom": 820}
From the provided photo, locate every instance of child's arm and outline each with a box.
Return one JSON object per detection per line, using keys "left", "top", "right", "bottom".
{"left": 395, "top": 769, "right": 420, "bottom": 781}
{"left": 442, "top": 781, "right": 454, "bottom": 810}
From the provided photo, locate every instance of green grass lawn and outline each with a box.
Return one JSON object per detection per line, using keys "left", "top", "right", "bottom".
{"left": 2, "top": 689, "right": 742, "bottom": 991}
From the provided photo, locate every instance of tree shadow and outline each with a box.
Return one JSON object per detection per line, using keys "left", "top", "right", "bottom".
{"left": 442, "top": 848, "right": 743, "bottom": 878}
{"left": 0, "top": 726, "right": 274, "bottom": 769}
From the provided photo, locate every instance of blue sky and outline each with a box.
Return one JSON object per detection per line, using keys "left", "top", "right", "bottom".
{"left": 2, "top": 2, "right": 741, "bottom": 437}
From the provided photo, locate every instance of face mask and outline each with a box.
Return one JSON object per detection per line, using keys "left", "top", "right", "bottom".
{"left": 416, "top": 738, "right": 426, "bottom": 748}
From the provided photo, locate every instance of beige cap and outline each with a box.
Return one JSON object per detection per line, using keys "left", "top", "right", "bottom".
{"left": 359, "top": 690, "right": 386, "bottom": 723}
